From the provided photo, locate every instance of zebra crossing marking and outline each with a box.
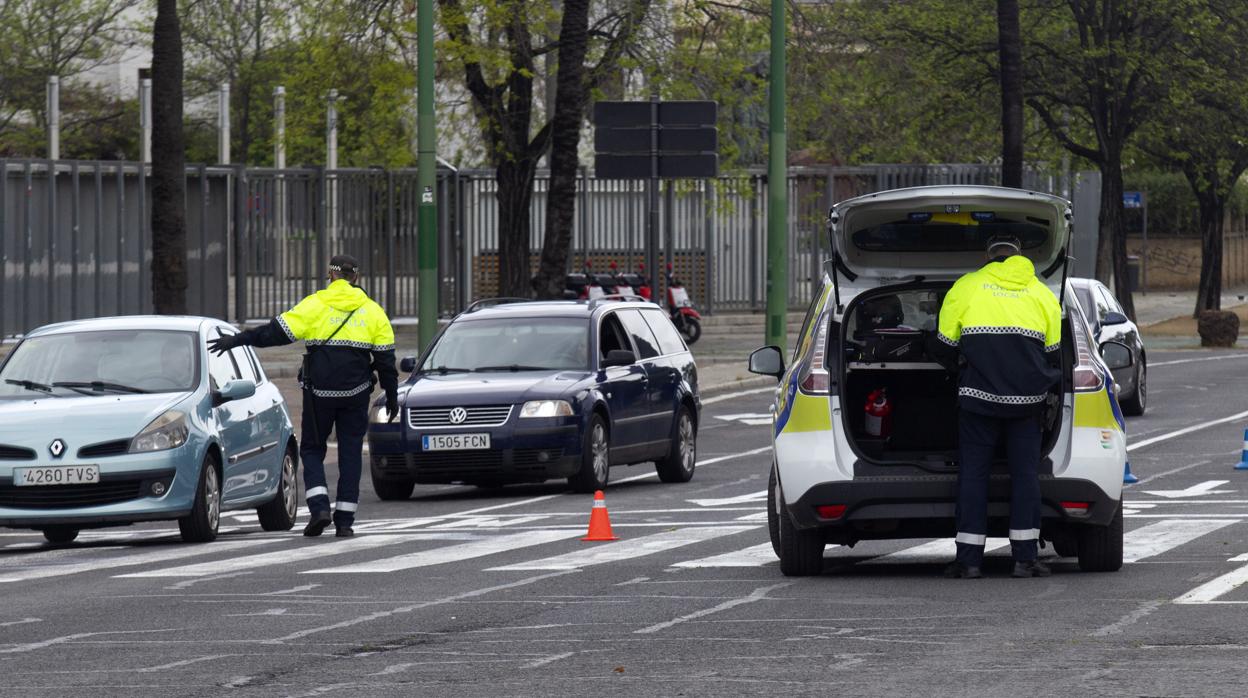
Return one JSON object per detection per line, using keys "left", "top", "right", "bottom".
{"left": 1122, "top": 518, "right": 1238, "bottom": 563}
{"left": 0, "top": 538, "right": 282, "bottom": 583}
{"left": 113, "top": 535, "right": 412, "bottom": 578}
{"left": 486, "top": 526, "right": 757, "bottom": 571}
{"left": 304, "top": 530, "right": 584, "bottom": 574}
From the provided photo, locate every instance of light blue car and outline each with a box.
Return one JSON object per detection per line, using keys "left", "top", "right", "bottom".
{"left": 0, "top": 316, "right": 298, "bottom": 543}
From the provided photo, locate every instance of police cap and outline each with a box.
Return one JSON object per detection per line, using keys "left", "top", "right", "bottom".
{"left": 329, "top": 254, "right": 360, "bottom": 277}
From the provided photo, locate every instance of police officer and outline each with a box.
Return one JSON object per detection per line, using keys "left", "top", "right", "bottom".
{"left": 208, "top": 254, "right": 398, "bottom": 538}
{"left": 928, "top": 235, "right": 1062, "bottom": 578}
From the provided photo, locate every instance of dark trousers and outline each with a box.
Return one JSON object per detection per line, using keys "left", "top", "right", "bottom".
{"left": 954, "top": 410, "right": 1042, "bottom": 566}
{"left": 300, "top": 393, "right": 369, "bottom": 527}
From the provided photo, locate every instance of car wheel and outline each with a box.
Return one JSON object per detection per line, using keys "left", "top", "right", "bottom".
{"left": 42, "top": 526, "right": 79, "bottom": 544}
{"left": 569, "top": 414, "right": 610, "bottom": 493}
{"left": 373, "top": 476, "right": 416, "bottom": 501}
{"left": 680, "top": 317, "right": 702, "bottom": 345}
{"left": 777, "top": 480, "right": 824, "bottom": 576}
{"left": 179, "top": 454, "right": 221, "bottom": 543}
{"left": 257, "top": 446, "right": 298, "bottom": 531}
{"left": 1077, "top": 504, "right": 1124, "bottom": 572}
{"left": 767, "top": 465, "right": 781, "bottom": 558}
{"left": 1120, "top": 360, "right": 1146, "bottom": 416}
{"left": 655, "top": 406, "right": 696, "bottom": 483}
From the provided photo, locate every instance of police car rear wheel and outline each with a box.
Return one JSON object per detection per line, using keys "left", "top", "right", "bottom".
{"left": 257, "top": 447, "right": 298, "bottom": 531}
{"left": 569, "top": 415, "right": 610, "bottom": 493}
{"left": 767, "top": 465, "right": 781, "bottom": 558}
{"left": 179, "top": 455, "right": 221, "bottom": 543}
{"left": 777, "top": 484, "right": 824, "bottom": 576}
{"left": 1077, "top": 504, "right": 1123, "bottom": 572}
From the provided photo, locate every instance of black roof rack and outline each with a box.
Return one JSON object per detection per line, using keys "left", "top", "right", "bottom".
{"left": 588, "top": 294, "right": 649, "bottom": 308}
{"left": 462, "top": 297, "right": 534, "bottom": 314}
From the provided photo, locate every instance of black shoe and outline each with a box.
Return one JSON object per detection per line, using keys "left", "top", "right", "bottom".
{"left": 302, "top": 511, "right": 332, "bottom": 537}
{"left": 1012, "top": 560, "right": 1052, "bottom": 578}
{"left": 335, "top": 526, "right": 354, "bottom": 538}
{"left": 942, "top": 562, "right": 983, "bottom": 579}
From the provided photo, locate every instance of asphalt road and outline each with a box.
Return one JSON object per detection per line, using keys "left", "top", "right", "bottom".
{"left": 4, "top": 350, "right": 1248, "bottom": 697}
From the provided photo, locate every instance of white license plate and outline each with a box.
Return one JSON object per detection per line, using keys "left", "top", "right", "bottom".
{"left": 14, "top": 465, "right": 100, "bottom": 486}
{"left": 422, "top": 433, "right": 491, "bottom": 451}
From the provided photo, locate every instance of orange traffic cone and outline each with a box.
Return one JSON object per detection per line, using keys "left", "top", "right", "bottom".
{"left": 581, "top": 490, "right": 618, "bottom": 541}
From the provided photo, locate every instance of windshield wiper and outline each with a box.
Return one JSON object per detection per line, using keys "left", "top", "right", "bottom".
{"left": 474, "top": 365, "right": 551, "bottom": 372}
{"left": 416, "top": 366, "right": 473, "bottom": 375}
{"left": 52, "top": 381, "right": 148, "bottom": 394}
{"left": 4, "top": 378, "right": 55, "bottom": 394}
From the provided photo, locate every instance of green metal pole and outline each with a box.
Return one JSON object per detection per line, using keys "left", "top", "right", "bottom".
{"left": 765, "top": 0, "right": 788, "bottom": 352}
{"left": 417, "top": 0, "right": 438, "bottom": 351}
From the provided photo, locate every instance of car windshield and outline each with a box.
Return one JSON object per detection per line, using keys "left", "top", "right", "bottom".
{"left": 422, "top": 318, "right": 589, "bottom": 372}
{"left": 0, "top": 330, "right": 200, "bottom": 397}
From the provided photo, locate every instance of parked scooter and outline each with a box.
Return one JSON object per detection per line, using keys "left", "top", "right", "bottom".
{"left": 666, "top": 263, "right": 702, "bottom": 344}
{"left": 563, "top": 261, "right": 606, "bottom": 300}
{"left": 620, "top": 262, "right": 651, "bottom": 301}
{"left": 608, "top": 262, "right": 635, "bottom": 296}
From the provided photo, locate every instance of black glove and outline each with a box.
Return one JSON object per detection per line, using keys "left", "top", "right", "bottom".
{"left": 207, "top": 334, "right": 242, "bottom": 356}
{"left": 386, "top": 393, "right": 399, "bottom": 422}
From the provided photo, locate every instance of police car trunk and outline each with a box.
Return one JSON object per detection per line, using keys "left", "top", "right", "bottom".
{"left": 827, "top": 187, "right": 1071, "bottom": 470}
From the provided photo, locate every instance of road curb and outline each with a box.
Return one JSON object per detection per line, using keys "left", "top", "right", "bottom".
{"left": 699, "top": 375, "right": 773, "bottom": 397}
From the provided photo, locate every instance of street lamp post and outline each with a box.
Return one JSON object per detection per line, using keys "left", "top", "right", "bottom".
{"left": 417, "top": 0, "right": 439, "bottom": 351}
{"left": 765, "top": 0, "right": 788, "bottom": 351}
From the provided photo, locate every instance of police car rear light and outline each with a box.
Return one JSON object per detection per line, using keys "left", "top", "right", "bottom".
{"left": 1061, "top": 501, "right": 1090, "bottom": 517}
{"left": 801, "top": 372, "right": 830, "bottom": 393}
{"left": 816, "top": 504, "right": 847, "bottom": 520}
{"left": 798, "top": 317, "right": 831, "bottom": 395}
{"left": 1069, "top": 305, "right": 1105, "bottom": 393}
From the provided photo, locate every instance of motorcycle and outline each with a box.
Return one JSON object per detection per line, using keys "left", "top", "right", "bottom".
{"left": 563, "top": 260, "right": 605, "bottom": 300}
{"left": 666, "top": 263, "right": 702, "bottom": 344}
{"left": 620, "top": 261, "right": 651, "bottom": 301}
{"left": 608, "top": 261, "right": 635, "bottom": 297}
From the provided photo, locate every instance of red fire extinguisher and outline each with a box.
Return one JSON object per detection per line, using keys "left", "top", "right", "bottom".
{"left": 864, "top": 389, "right": 893, "bottom": 438}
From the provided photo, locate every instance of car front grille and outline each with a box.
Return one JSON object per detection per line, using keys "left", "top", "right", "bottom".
{"left": 0, "top": 445, "right": 36, "bottom": 461}
{"left": 0, "top": 479, "right": 145, "bottom": 509}
{"left": 407, "top": 405, "right": 513, "bottom": 429}
{"left": 78, "top": 439, "right": 131, "bottom": 458}
{"left": 374, "top": 449, "right": 559, "bottom": 481}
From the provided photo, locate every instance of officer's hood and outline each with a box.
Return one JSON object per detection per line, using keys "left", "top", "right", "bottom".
{"left": 316, "top": 279, "right": 369, "bottom": 312}
{"left": 827, "top": 185, "right": 1070, "bottom": 295}
{"left": 980, "top": 255, "right": 1036, "bottom": 290}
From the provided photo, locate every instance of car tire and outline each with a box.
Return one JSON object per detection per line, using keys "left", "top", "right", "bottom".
{"left": 655, "top": 406, "right": 697, "bottom": 483}
{"left": 767, "top": 465, "right": 781, "bottom": 558}
{"left": 777, "top": 481, "right": 824, "bottom": 576}
{"left": 1120, "top": 361, "right": 1146, "bottom": 416}
{"left": 257, "top": 446, "right": 298, "bottom": 532}
{"left": 1077, "top": 504, "right": 1124, "bottom": 572}
{"left": 373, "top": 476, "right": 416, "bottom": 501}
{"left": 569, "top": 414, "right": 610, "bottom": 493}
{"left": 42, "top": 526, "right": 79, "bottom": 544}
{"left": 179, "top": 454, "right": 221, "bottom": 543}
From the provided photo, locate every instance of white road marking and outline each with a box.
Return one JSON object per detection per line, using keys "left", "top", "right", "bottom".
{"left": 634, "top": 583, "right": 790, "bottom": 634}
{"left": 1123, "top": 519, "right": 1239, "bottom": 563}
{"left": 863, "top": 538, "right": 1010, "bottom": 564}
{"left": 1150, "top": 354, "right": 1248, "bottom": 367}
{"left": 673, "top": 543, "right": 776, "bottom": 568}
{"left": 429, "top": 515, "right": 552, "bottom": 529}
{"left": 735, "top": 511, "right": 769, "bottom": 522}
{"left": 486, "top": 526, "right": 758, "bottom": 571}
{"left": 304, "top": 530, "right": 583, "bottom": 574}
{"left": 701, "top": 386, "right": 775, "bottom": 405}
{"left": 0, "top": 539, "right": 282, "bottom": 583}
{"left": 0, "top": 618, "right": 41, "bottom": 628}
{"left": 1090, "top": 600, "right": 1166, "bottom": 637}
{"left": 1142, "top": 480, "right": 1233, "bottom": 498}
{"left": 164, "top": 571, "right": 253, "bottom": 590}
{"left": 714, "top": 413, "right": 773, "bottom": 426}
{"left": 1175, "top": 561, "right": 1248, "bottom": 604}
{"left": 0, "top": 629, "right": 174, "bottom": 654}
{"left": 613, "top": 447, "right": 772, "bottom": 486}
{"left": 1128, "top": 410, "right": 1248, "bottom": 452}
{"left": 523, "top": 651, "right": 576, "bottom": 669}
{"left": 688, "top": 490, "right": 768, "bottom": 507}
{"left": 114, "top": 535, "right": 410, "bottom": 578}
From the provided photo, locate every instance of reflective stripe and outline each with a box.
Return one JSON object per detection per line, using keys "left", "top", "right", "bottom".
{"left": 306, "top": 486, "right": 329, "bottom": 498}
{"left": 311, "top": 382, "right": 371, "bottom": 398}
{"left": 958, "top": 387, "right": 1047, "bottom": 405}
{"left": 1044, "top": 342, "right": 1061, "bottom": 353}
{"left": 955, "top": 532, "right": 987, "bottom": 546}
{"left": 937, "top": 332, "right": 958, "bottom": 347}
{"left": 961, "top": 325, "right": 1045, "bottom": 343}
{"left": 335, "top": 501, "right": 359, "bottom": 512}
{"left": 1009, "top": 528, "right": 1040, "bottom": 541}
{"left": 305, "top": 338, "right": 391, "bottom": 352}
{"left": 276, "top": 315, "right": 297, "bottom": 341}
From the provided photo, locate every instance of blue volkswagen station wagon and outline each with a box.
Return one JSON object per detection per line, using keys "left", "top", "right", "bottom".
{"left": 367, "top": 299, "right": 701, "bottom": 496}
{"left": 0, "top": 317, "right": 299, "bottom": 543}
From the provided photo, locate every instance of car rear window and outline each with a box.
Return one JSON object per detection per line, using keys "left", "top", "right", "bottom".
{"left": 616, "top": 310, "right": 661, "bottom": 360}
{"left": 851, "top": 211, "right": 1049, "bottom": 252}
{"left": 641, "top": 308, "right": 687, "bottom": 356}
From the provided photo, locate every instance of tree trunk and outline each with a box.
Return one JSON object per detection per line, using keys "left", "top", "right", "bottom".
{"left": 1097, "top": 152, "right": 1135, "bottom": 320}
{"left": 996, "top": 0, "right": 1024, "bottom": 188}
{"left": 495, "top": 158, "right": 539, "bottom": 297}
{"left": 1194, "top": 191, "right": 1224, "bottom": 315}
{"left": 533, "top": 0, "right": 591, "bottom": 299}
{"left": 150, "top": 0, "right": 187, "bottom": 314}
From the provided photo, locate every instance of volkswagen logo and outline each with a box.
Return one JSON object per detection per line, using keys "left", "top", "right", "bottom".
{"left": 48, "top": 439, "right": 66, "bottom": 458}
{"left": 448, "top": 407, "right": 468, "bottom": 425}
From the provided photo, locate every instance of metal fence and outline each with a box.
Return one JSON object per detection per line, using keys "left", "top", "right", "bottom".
{"left": 2, "top": 159, "right": 1056, "bottom": 338}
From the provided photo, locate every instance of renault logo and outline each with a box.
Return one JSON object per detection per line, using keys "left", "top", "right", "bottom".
{"left": 448, "top": 407, "right": 468, "bottom": 425}
{"left": 49, "top": 439, "right": 66, "bottom": 458}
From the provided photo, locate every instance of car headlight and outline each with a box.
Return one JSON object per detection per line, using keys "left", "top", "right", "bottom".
{"left": 519, "top": 400, "right": 574, "bottom": 418}
{"left": 130, "top": 411, "right": 189, "bottom": 453}
{"left": 370, "top": 404, "right": 400, "bottom": 424}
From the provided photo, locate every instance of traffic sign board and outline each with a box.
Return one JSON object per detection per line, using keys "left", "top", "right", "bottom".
{"left": 593, "top": 126, "right": 718, "bottom": 155}
{"left": 592, "top": 101, "right": 717, "bottom": 128}
{"left": 594, "top": 154, "right": 719, "bottom": 179}
{"left": 1124, "top": 191, "right": 1144, "bottom": 209}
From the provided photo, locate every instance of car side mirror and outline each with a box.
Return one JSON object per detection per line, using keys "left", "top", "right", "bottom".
{"left": 1102, "top": 311, "right": 1129, "bottom": 326}
{"left": 214, "top": 378, "right": 256, "bottom": 406}
{"left": 748, "top": 345, "right": 785, "bottom": 380}
{"left": 602, "top": 349, "right": 636, "bottom": 368}
{"left": 399, "top": 356, "right": 417, "bottom": 373}
{"left": 1099, "top": 341, "right": 1133, "bottom": 371}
